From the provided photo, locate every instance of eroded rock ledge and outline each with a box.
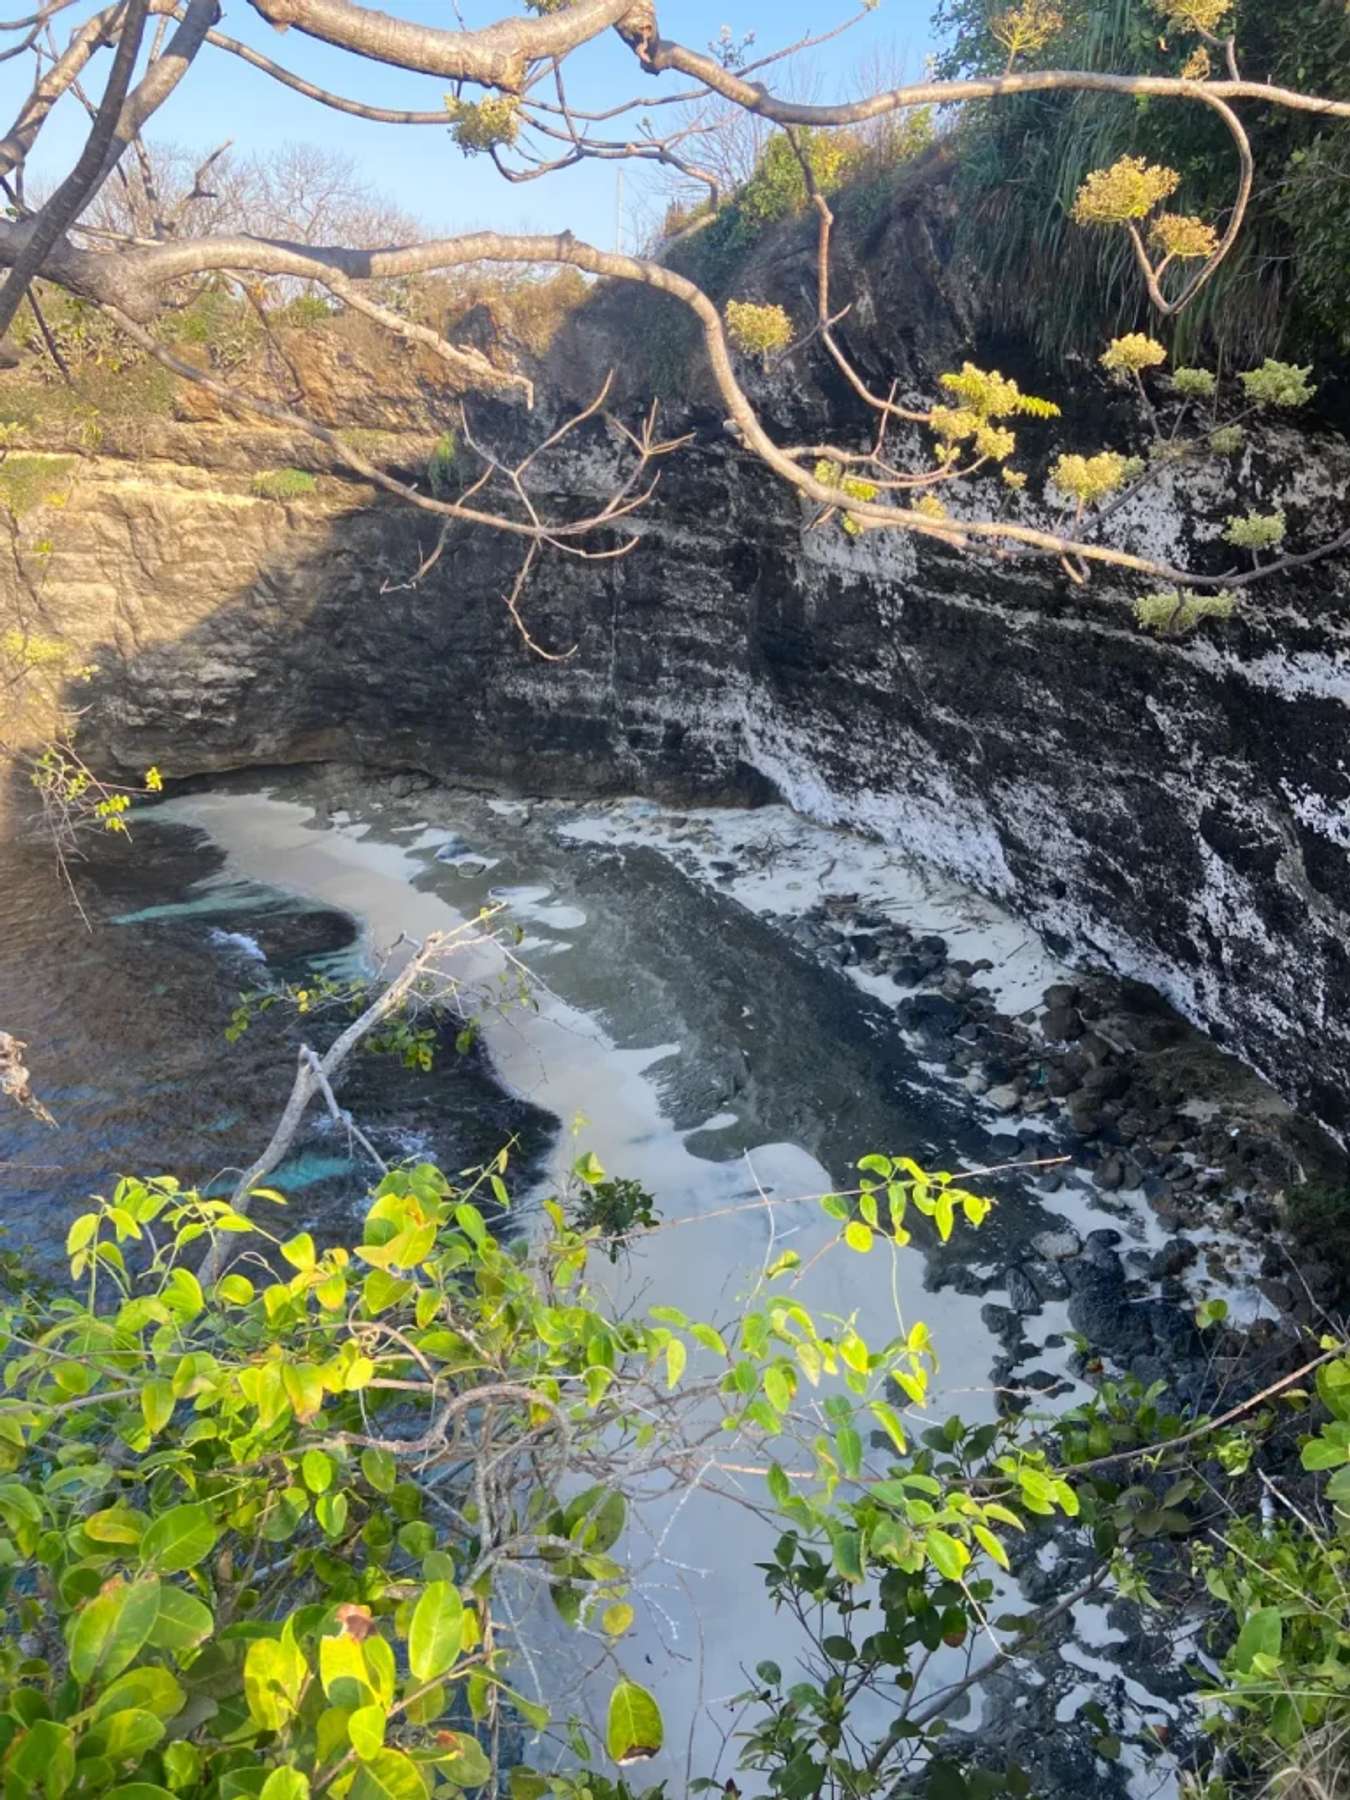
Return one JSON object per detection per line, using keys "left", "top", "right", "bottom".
{"left": 5, "top": 180, "right": 1349, "bottom": 1134}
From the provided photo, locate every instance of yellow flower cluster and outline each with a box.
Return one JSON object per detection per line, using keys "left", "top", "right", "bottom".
{"left": 725, "top": 300, "right": 793, "bottom": 357}
{"left": 938, "top": 363, "right": 1060, "bottom": 420}
{"left": 1100, "top": 333, "right": 1168, "bottom": 379}
{"left": 990, "top": 0, "right": 1064, "bottom": 63}
{"left": 1150, "top": 213, "right": 1219, "bottom": 260}
{"left": 1072, "top": 157, "right": 1181, "bottom": 227}
{"left": 912, "top": 494, "right": 950, "bottom": 521}
{"left": 928, "top": 405, "right": 982, "bottom": 444}
{"left": 1151, "top": 0, "right": 1232, "bottom": 32}
{"left": 444, "top": 96, "right": 520, "bottom": 155}
{"left": 926, "top": 364, "right": 1059, "bottom": 469}
{"left": 1050, "top": 451, "right": 1131, "bottom": 506}
{"left": 975, "top": 423, "right": 1016, "bottom": 461}
{"left": 1180, "top": 46, "right": 1211, "bottom": 80}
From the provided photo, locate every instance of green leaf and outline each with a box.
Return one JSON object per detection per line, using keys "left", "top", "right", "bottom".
{"left": 141, "top": 1380, "right": 175, "bottom": 1436}
{"left": 972, "top": 1525, "right": 1009, "bottom": 1571}
{"left": 843, "top": 1221, "right": 873, "bottom": 1254}
{"left": 837, "top": 1424, "right": 863, "bottom": 1479}
{"left": 763, "top": 1366, "right": 791, "bottom": 1414}
{"left": 4, "top": 1719, "right": 75, "bottom": 1798}
{"left": 924, "top": 1529, "right": 970, "bottom": 1581}
{"left": 606, "top": 1680, "right": 664, "bottom": 1765}
{"left": 926, "top": 1761, "right": 968, "bottom": 1800}
{"left": 67, "top": 1577, "right": 161, "bottom": 1685}
{"left": 665, "top": 1337, "right": 686, "bottom": 1390}
{"left": 601, "top": 1602, "right": 635, "bottom": 1636}
{"left": 320, "top": 1630, "right": 373, "bottom": 1708}
{"left": 302, "top": 1450, "right": 336, "bottom": 1494}
{"left": 281, "top": 1233, "right": 316, "bottom": 1271}
{"left": 408, "top": 1581, "right": 463, "bottom": 1682}
{"left": 96, "top": 1709, "right": 166, "bottom": 1760}
{"left": 830, "top": 1528, "right": 864, "bottom": 1583}
{"left": 260, "top": 1774, "right": 311, "bottom": 1800}
{"left": 867, "top": 1399, "right": 908, "bottom": 1454}
{"left": 361, "top": 1449, "right": 397, "bottom": 1495}
{"left": 420, "top": 1731, "right": 492, "bottom": 1785}
{"left": 243, "top": 1632, "right": 309, "bottom": 1732}
{"left": 351, "top": 1749, "right": 430, "bottom": 1800}
{"left": 349, "top": 1704, "right": 387, "bottom": 1760}
{"left": 1234, "top": 1606, "right": 1282, "bottom": 1673}
{"left": 140, "top": 1503, "right": 218, "bottom": 1576}
{"left": 106, "top": 1788, "right": 177, "bottom": 1800}
{"left": 91, "top": 1667, "right": 185, "bottom": 1723}
{"left": 316, "top": 1492, "right": 350, "bottom": 1539}
{"left": 147, "top": 1586, "right": 214, "bottom": 1656}
{"left": 85, "top": 1507, "right": 146, "bottom": 1546}
{"left": 1301, "top": 1435, "right": 1348, "bottom": 1470}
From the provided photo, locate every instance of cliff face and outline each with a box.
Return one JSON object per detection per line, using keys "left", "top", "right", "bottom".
{"left": 6, "top": 177, "right": 1350, "bottom": 1134}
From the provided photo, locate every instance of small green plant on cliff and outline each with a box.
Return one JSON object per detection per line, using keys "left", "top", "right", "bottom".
{"left": 1224, "top": 509, "right": 1287, "bottom": 553}
{"left": 0, "top": 454, "right": 75, "bottom": 517}
{"left": 251, "top": 467, "right": 318, "bottom": 502}
{"left": 724, "top": 299, "right": 793, "bottom": 357}
{"left": 1238, "top": 359, "right": 1318, "bottom": 410}
{"left": 1134, "top": 587, "right": 1238, "bottom": 636}
{"left": 425, "top": 431, "right": 459, "bottom": 498}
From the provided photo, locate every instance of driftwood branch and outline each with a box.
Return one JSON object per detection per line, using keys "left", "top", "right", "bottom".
{"left": 0, "top": 1029, "right": 55, "bottom": 1125}
{"left": 202, "top": 926, "right": 479, "bottom": 1281}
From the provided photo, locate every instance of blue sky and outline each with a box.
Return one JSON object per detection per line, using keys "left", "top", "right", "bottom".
{"left": 4, "top": 0, "right": 940, "bottom": 246}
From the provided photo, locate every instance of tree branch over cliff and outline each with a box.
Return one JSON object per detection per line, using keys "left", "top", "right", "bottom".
{"left": 0, "top": 0, "right": 1345, "bottom": 628}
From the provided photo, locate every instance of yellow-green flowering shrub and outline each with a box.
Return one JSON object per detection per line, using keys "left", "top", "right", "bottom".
{"left": 1149, "top": 213, "right": 1219, "bottom": 260}
{"left": 725, "top": 300, "right": 793, "bottom": 357}
{"left": 1050, "top": 450, "right": 1132, "bottom": 505}
{"left": 1071, "top": 157, "right": 1181, "bottom": 227}
{"left": 1100, "top": 334, "right": 1167, "bottom": 379}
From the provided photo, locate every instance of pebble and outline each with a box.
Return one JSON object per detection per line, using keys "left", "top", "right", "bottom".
{"left": 1031, "top": 1227, "right": 1082, "bottom": 1261}
{"left": 986, "top": 1082, "right": 1022, "bottom": 1113}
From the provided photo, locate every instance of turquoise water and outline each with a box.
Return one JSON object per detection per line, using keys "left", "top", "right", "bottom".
{"left": 0, "top": 809, "right": 552, "bottom": 1262}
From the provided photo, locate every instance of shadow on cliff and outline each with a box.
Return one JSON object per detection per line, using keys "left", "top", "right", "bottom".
{"left": 69, "top": 445, "right": 782, "bottom": 808}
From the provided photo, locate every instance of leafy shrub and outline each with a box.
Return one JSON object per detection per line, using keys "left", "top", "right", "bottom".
{"left": 251, "top": 467, "right": 318, "bottom": 501}
{"left": 738, "top": 129, "right": 859, "bottom": 228}
{"left": 275, "top": 294, "right": 336, "bottom": 330}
